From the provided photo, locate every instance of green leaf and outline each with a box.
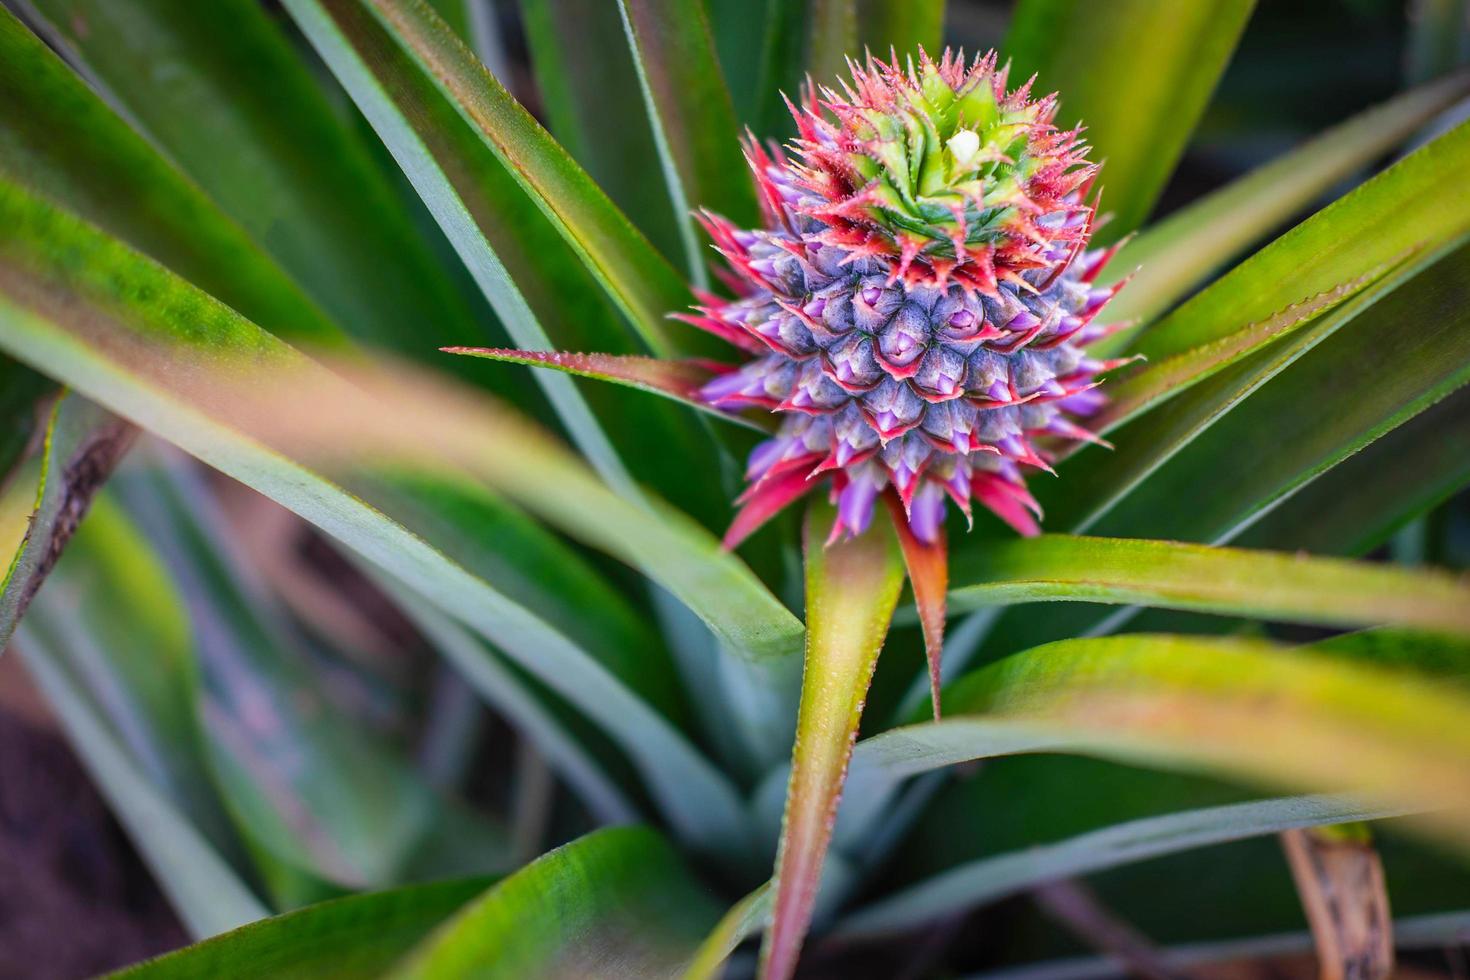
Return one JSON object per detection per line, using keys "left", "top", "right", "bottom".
{"left": 443, "top": 347, "right": 762, "bottom": 430}
{"left": 1304, "top": 627, "right": 1470, "bottom": 684}
{"left": 1088, "top": 234, "right": 1470, "bottom": 544}
{"left": 684, "top": 882, "right": 774, "bottom": 980}
{"left": 753, "top": 0, "right": 807, "bottom": 136}
{"left": 1238, "top": 386, "right": 1470, "bottom": 556}
{"left": 836, "top": 794, "right": 1400, "bottom": 938}
{"left": 301, "top": 0, "right": 701, "bottom": 360}
{"left": 0, "top": 394, "right": 133, "bottom": 647}
{"left": 985, "top": 910, "right": 1470, "bottom": 980}
{"left": 0, "top": 8, "right": 339, "bottom": 345}
{"left": 0, "top": 177, "right": 757, "bottom": 859}
{"left": 110, "top": 878, "right": 491, "bottom": 979}
{"left": 617, "top": 0, "right": 760, "bottom": 285}
{"left": 20, "top": 0, "right": 484, "bottom": 353}
{"left": 16, "top": 487, "right": 244, "bottom": 854}
{"left": 1088, "top": 265, "right": 1395, "bottom": 440}
{"left": 11, "top": 485, "right": 267, "bottom": 937}
{"left": 1101, "top": 72, "right": 1470, "bottom": 332}
{"left": 856, "top": 0, "right": 944, "bottom": 54}
{"left": 1005, "top": 0, "right": 1256, "bottom": 240}
{"left": 703, "top": 0, "right": 771, "bottom": 122}
{"left": 518, "top": 0, "right": 684, "bottom": 260}
{"left": 760, "top": 500, "right": 904, "bottom": 980}
{"left": 1126, "top": 119, "right": 1470, "bottom": 366}
{"left": 116, "top": 462, "right": 512, "bottom": 896}
{"left": 282, "top": 0, "right": 733, "bottom": 529}
{"left": 14, "top": 626, "right": 269, "bottom": 939}
{"left": 808, "top": 0, "right": 859, "bottom": 87}
{"left": 845, "top": 634, "right": 1470, "bottom": 850}
{"left": 948, "top": 535, "right": 1470, "bottom": 635}
{"left": 388, "top": 827, "right": 727, "bottom": 979}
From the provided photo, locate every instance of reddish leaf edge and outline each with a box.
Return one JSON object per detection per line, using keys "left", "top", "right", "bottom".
{"left": 759, "top": 501, "right": 904, "bottom": 980}
{"left": 883, "top": 491, "right": 948, "bottom": 720}
{"left": 441, "top": 347, "right": 774, "bottom": 432}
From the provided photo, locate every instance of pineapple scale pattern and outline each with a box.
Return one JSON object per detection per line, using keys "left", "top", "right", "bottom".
{"left": 689, "top": 50, "right": 1128, "bottom": 545}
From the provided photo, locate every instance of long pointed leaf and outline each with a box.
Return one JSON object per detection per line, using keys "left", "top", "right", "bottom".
{"left": 15, "top": 486, "right": 245, "bottom": 865}
{"left": 14, "top": 628, "right": 269, "bottom": 938}
{"left": 685, "top": 882, "right": 774, "bottom": 980}
{"left": 1005, "top": 0, "right": 1256, "bottom": 240}
{"left": 388, "top": 827, "right": 726, "bottom": 979}
{"left": 760, "top": 499, "right": 904, "bottom": 980}
{"left": 311, "top": 0, "right": 701, "bottom": 359}
{"left": 1088, "top": 266, "right": 1393, "bottom": 439}
{"left": 1238, "top": 386, "right": 1470, "bottom": 556}
{"left": 117, "top": 463, "right": 511, "bottom": 896}
{"left": 963, "top": 910, "right": 1470, "bottom": 980}
{"left": 843, "top": 634, "right": 1470, "bottom": 851}
{"left": 400, "top": 602, "right": 641, "bottom": 826}
{"left": 0, "top": 355, "right": 51, "bottom": 484}
{"left": 0, "top": 8, "right": 339, "bottom": 344}
{"left": 1127, "top": 119, "right": 1470, "bottom": 365}
{"left": 20, "top": 0, "right": 485, "bottom": 353}
{"left": 617, "top": 0, "right": 759, "bottom": 285}
{"left": 369, "top": 469, "right": 689, "bottom": 720}
{"left": 837, "top": 794, "right": 1401, "bottom": 938}
{"left": 111, "top": 878, "right": 491, "bottom": 979}
{"left": 518, "top": 0, "right": 683, "bottom": 260}
{"left": 1101, "top": 71, "right": 1470, "bottom": 332}
{"left": 442, "top": 346, "right": 766, "bottom": 430}
{"left": 1090, "top": 235, "right": 1470, "bottom": 544}
{"left": 753, "top": 0, "right": 807, "bottom": 136}
{"left": 947, "top": 535, "right": 1470, "bottom": 634}
{"left": 0, "top": 395, "right": 132, "bottom": 647}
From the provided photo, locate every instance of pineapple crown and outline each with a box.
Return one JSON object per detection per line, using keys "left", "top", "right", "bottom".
{"left": 763, "top": 48, "right": 1097, "bottom": 295}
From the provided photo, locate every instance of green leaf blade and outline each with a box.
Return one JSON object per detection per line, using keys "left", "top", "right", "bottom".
{"left": 1129, "top": 119, "right": 1470, "bottom": 365}
{"left": 760, "top": 501, "right": 904, "bottom": 980}
{"left": 389, "top": 827, "right": 726, "bottom": 980}
{"left": 518, "top": 0, "right": 684, "bottom": 260}
{"left": 0, "top": 395, "right": 133, "bottom": 648}
{"left": 846, "top": 634, "right": 1470, "bottom": 852}
{"left": 20, "top": 0, "right": 483, "bottom": 353}
{"left": 286, "top": 0, "right": 734, "bottom": 528}
{"left": 339, "top": 0, "right": 701, "bottom": 358}
{"left": 837, "top": 794, "right": 1401, "bottom": 939}
{"left": 1102, "top": 71, "right": 1470, "bottom": 331}
{"left": 111, "top": 878, "right": 490, "bottom": 979}
{"left": 0, "top": 8, "right": 340, "bottom": 345}
{"left": 1005, "top": 0, "right": 1256, "bottom": 241}
{"left": 1089, "top": 234, "right": 1470, "bottom": 544}
{"left": 948, "top": 535, "right": 1470, "bottom": 635}
{"left": 618, "top": 0, "right": 759, "bottom": 284}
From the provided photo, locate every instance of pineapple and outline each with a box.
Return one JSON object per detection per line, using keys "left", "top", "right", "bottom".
{"left": 690, "top": 50, "right": 1127, "bottom": 544}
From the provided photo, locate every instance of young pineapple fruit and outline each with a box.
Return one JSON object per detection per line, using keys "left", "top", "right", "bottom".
{"left": 691, "top": 50, "right": 1127, "bottom": 545}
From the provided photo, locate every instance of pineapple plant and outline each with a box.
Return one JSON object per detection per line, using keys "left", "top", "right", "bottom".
{"left": 1, "top": 1, "right": 1470, "bottom": 978}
